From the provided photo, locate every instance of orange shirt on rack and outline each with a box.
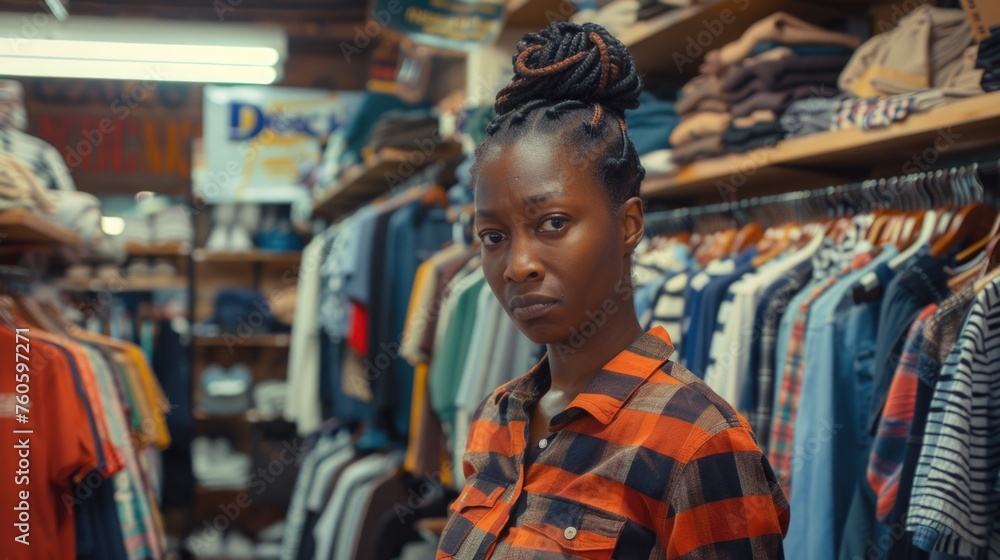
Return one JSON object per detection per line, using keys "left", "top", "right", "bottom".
{"left": 30, "top": 329, "right": 125, "bottom": 476}
{"left": 0, "top": 326, "right": 100, "bottom": 560}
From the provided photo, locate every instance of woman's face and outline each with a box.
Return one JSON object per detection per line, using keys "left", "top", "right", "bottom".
{"left": 474, "top": 135, "right": 642, "bottom": 346}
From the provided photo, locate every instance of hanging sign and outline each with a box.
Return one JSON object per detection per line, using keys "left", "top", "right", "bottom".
{"left": 375, "top": 0, "right": 507, "bottom": 51}
{"left": 199, "top": 85, "right": 363, "bottom": 203}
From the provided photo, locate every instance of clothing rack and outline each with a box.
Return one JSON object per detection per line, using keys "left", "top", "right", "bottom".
{"left": 645, "top": 160, "right": 1000, "bottom": 236}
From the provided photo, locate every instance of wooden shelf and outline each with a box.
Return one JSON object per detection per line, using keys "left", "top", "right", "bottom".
{"left": 642, "top": 92, "right": 1000, "bottom": 203}
{"left": 193, "top": 333, "right": 291, "bottom": 348}
{"left": 312, "top": 141, "right": 463, "bottom": 221}
{"left": 505, "top": 0, "right": 574, "bottom": 28}
{"left": 195, "top": 484, "right": 248, "bottom": 497}
{"left": 126, "top": 241, "right": 191, "bottom": 257}
{"left": 192, "top": 249, "right": 301, "bottom": 265}
{"left": 622, "top": 0, "right": 856, "bottom": 77}
{"left": 58, "top": 276, "right": 188, "bottom": 292}
{"left": 0, "top": 208, "right": 78, "bottom": 246}
{"left": 194, "top": 408, "right": 286, "bottom": 424}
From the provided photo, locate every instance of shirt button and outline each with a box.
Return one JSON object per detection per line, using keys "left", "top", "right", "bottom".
{"left": 564, "top": 526, "right": 578, "bottom": 540}
{"left": 538, "top": 439, "right": 548, "bottom": 449}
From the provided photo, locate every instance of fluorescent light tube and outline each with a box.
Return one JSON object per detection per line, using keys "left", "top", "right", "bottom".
{"left": 0, "top": 40, "right": 280, "bottom": 66}
{"left": 0, "top": 57, "right": 278, "bottom": 84}
{"left": 0, "top": 14, "right": 286, "bottom": 84}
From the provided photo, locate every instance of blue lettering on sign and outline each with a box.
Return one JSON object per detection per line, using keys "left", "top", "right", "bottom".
{"left": 228, "top": 102, "right": 343, "bottom": 141}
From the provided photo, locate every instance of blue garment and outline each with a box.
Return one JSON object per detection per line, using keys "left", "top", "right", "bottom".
{"left": 772, "top": 274, "right": 826, "bottom": 416}
{"left": 749, "top": 41, "right": 858, "bottom": 57}
{"left": 76, "top": 481, "right": 128, "bottom": 560}
{"left": 694, "top": 248, "right": 757, "bottom": 380}
{"left": 626, "top": 90, "right": 680, "bottom": 153}
{"left": 373, "top": 201, "right": 452, "bottom": 440}
{"left": 868, "top": 251, "right": 949, "bottom": 436}
{"left": 681, "top": 256, "right": 740, "bottom": 375}
{"left": 343, "top": 205, "right": 380, "bottom": 305}
{"left": 784, "top": 248, "right": 897, "bottom": 560}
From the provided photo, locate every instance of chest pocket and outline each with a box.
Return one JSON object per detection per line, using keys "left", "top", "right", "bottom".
{"left": 509, "top": 493, "right": 626, "bottom": 560}
{"left": 438, "top": 473, "right": 508, "bottom": 558}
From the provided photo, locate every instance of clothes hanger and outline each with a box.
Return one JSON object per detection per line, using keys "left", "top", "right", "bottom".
{"left": 420, "top": 184, "right": 450, "bottom": 207}
{"left": 954, "top": 164, "right": 1000, "bottom": 263}
{"left": 890, "top": 208, "right": 937, "bottom": 269}
{"left": 730, "top": 222, "right": 764, "bottom": 255}
{"left": 929, "top": 175, "right": 993, "bottom": 259}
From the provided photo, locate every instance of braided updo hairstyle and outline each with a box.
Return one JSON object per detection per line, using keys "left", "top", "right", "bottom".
{"left": 473, "top": 21, "right": 645, "bottom": 212}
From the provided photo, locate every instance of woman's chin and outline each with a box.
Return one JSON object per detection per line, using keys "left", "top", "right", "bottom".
{"left": 514, "top": 321, "right": 573, "bottom": 347}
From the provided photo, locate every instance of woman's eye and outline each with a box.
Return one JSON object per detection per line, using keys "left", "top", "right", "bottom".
{"left": 480, "top": 231, "right": 506, "bottom": 246}
{"left": 539, "top": 217, "right": 567, "bottom": 232}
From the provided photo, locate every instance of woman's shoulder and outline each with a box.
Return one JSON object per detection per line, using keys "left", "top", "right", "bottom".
{"left": 635, "top": 360, "right": 754, "bottom": 440}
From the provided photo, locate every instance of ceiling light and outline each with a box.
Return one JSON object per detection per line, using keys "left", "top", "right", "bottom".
{"left": 1, "top": 40, "right": 281, "bottom": 67}
{"left": 0, "top": 57, "right": 278, "bottom": 84}
{"left": 0, "top": 14, "right": 285, "bottom": 84}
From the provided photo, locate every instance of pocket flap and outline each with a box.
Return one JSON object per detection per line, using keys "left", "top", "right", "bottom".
{"left": 450, "top": 473, "right": 507, "bottom": 513}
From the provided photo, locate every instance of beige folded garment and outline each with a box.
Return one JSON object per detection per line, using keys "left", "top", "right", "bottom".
{"left": 0, "top": 152, "right": 55, "bottom": 213}
{"left": 838, "top": 5, "right": 975, "bottom": 98}
{"left": 704, "top": 12, "right": 861, "bottom": 71}
{"left": 733, "top": 109, "right": 777, "bottom": 128}
{"left": 669, "top": 111, "right": 732, "bottom": 147}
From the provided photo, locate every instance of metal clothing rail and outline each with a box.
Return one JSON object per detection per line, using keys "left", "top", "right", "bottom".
{"left": 644, "top": 160, "right": 1000, "bottom": 236}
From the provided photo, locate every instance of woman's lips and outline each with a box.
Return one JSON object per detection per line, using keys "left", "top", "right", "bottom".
{"left": 510, "top": 300, "right": 558, "bottom": 321}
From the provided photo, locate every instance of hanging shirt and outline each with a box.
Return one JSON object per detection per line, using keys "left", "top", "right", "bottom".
{"left": 868, "top": 304, "right": 937, "bottom": 522}
{"left": 0, "top": 327, "right": 99, "bottom": 560}
{"left": 907, "top": 277, "right": 1000, "bottom": 559}
{"left": 437, "top": 327, "right": 789, "bottom": 559}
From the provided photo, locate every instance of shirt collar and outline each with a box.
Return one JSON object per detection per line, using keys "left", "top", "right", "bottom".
{"left": 499, "top": 327, "right": 675, "bottom": 430}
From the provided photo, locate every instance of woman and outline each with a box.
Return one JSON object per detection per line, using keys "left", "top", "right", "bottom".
{"left": 437, "top": 21, "right": 789, "bottom": 559}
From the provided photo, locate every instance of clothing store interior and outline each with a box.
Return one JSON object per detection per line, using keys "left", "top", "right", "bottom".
{"left": 2, "top": 0, "right": 1000, "bottom": 558}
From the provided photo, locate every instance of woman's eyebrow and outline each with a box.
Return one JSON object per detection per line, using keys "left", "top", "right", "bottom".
{"left": 522, "top": 190, "right": 564, "bottom": 207}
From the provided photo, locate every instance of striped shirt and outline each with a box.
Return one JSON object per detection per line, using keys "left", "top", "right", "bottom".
{"left": 648, "top": 271, "right": 690, "bottom": 363}
{"left": 437, "top": 327, "right": 790, "bottom": 559}
{"left": 907, "top": 277, "right": 1000, "bottom": 558}
{"left": 0, "top": 128, "right": 75, "bottom": 191}
{"left": 751, "top": 262, "right": 811, "bottom": 449}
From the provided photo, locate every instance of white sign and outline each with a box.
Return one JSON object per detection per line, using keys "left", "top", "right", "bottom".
{"left": 198, "top": 85, "right": 364, "bottom": 203}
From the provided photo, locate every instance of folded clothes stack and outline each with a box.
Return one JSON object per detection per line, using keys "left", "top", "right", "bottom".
{"left": 636, "top": 0, "right": 689, "bottom": 21}
{"left": 627, "top": 88, "right": 681, "bottom": 174}
{"left": 669, "top": 103, "right": 729, "bottom": 164}
{"left": 976, "top": 25, "right": 1000, "bottom": 92}
{"left": 780, "top": 5, "right": 983, "bottom": 140}
{"left": 570, "top": 0, "right": 640, "bottom": 36}
{"left": 671, "top": 12, "right": 860, "bottom": 164}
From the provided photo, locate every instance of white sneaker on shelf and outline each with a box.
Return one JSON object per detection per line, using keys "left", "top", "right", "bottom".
{"left": 205, "top": 225, "right": 230, "bottom": 251}
{"left": 184, "top": 527, "right": 225, "bottom": 557}
{"left": 225, "top": 531, "right": 255, "bottom": 556}
{"left": 212, "top": 202, "right": 237, "bottom": 226}
{"left": 257, "top": 520, "right": 285, "bottom": 543}
{"left": 237, "top": 203, "right": 261, "bottom": 234}
{"left": 229, "top": 225, "right": 255, "bottom": 252}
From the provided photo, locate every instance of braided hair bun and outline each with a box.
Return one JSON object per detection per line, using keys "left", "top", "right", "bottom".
{"left": 495, "top": 21, "right": 643, "bottom": 119}
{"left": 476, "top": 22, "right": 645, "bottom": 211}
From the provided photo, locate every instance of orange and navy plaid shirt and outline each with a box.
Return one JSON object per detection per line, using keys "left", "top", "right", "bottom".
{"left": 437, "top": 327, "right": 789, "bottom": 559}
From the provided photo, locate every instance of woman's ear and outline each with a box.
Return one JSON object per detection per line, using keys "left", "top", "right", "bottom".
{"left": 621, "top": 196, "right": 645, "bottom": 254}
